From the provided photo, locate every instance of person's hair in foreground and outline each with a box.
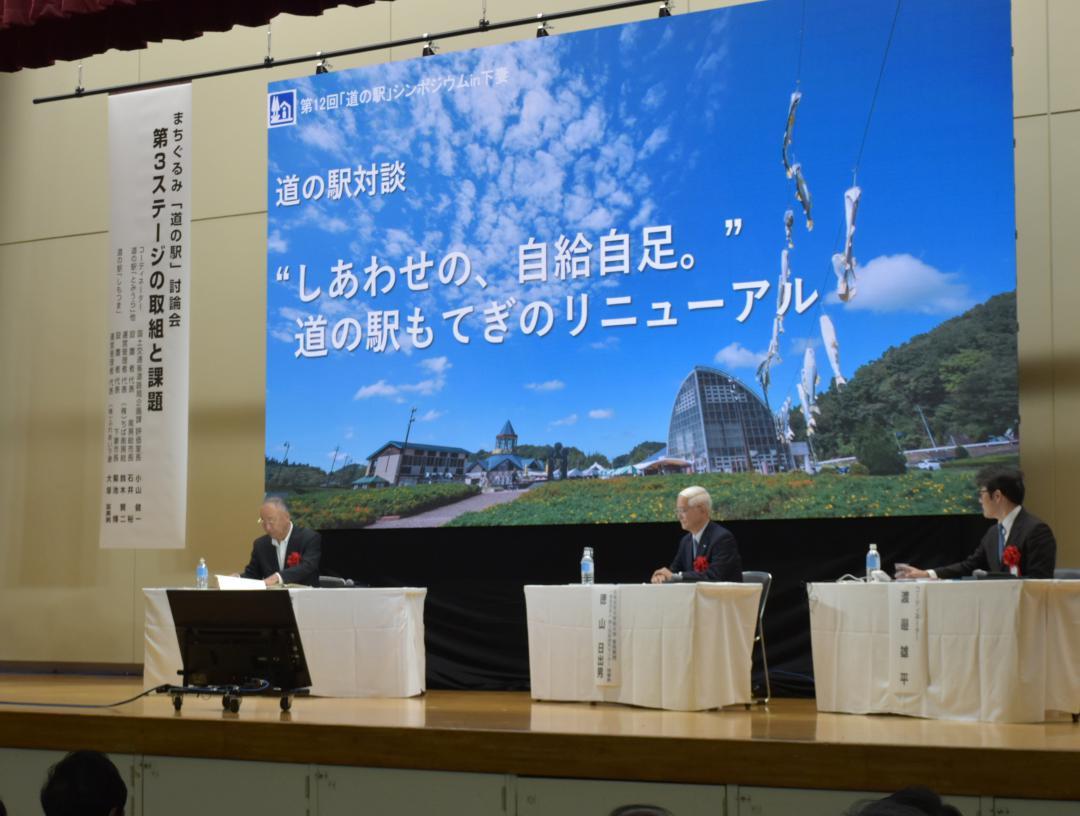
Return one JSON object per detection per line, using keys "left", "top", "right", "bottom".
{"left": 848, "top": 786, "right": 961, "bottom": 816}
{"left": 41, "top": 750, "right": 127, "bottom": 816}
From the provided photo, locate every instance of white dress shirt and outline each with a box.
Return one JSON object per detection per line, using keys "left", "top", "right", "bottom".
{"left": 271, "top": 522, "right": 294, "bottom": 578}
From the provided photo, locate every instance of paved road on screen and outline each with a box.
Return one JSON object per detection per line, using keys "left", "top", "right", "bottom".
{"left": 366, "top": 488, "right": 527, "bottom": 528}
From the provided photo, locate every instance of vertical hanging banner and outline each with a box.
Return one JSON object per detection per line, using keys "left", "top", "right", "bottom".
{"left": 101, "top": 85, "right": 191, "bottom": 549}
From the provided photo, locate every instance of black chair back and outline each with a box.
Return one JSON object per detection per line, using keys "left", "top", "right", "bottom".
{"left": 741, "top": 570, "right": 772, "bottom": 703}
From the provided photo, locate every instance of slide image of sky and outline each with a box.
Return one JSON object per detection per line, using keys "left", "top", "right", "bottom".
{"left": 265, "top": 0, "right": 1015, "bottom": 470}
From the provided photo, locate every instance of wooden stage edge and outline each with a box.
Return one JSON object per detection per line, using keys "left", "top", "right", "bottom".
{"left": 1, "top": 676, "right": 1079, "bottom": 801}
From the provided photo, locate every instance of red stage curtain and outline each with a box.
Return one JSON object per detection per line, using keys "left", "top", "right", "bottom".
{"left": 0, "top": 0, "right": 374, "bottom": 72}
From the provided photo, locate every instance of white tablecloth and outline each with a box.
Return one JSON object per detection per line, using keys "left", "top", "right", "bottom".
{"left": 808, "top": 580, "right": 1080, "bottom": 722}
{"left": 525, "top": 583, "right": 762, "bottom": 711}
{"left": 144, "top": 587, "right": 426, "bottom": 697}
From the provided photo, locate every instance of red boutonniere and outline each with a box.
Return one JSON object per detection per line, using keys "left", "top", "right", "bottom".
{"left": 693, "top": 555, "right": 709, "bottom": 573}
{"left": 286, "top": 552, "right": 301, "bottom": 568}
{"left": 1002, "top": 544, "right": 1021, "bottom": 576}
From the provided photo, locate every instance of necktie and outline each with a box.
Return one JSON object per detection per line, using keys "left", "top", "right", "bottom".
{"left": 997, "top": 524, "right": 1006, "bottom": 564}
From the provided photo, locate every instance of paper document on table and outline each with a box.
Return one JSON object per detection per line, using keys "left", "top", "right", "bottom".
{"left": 591, "top": 586, "right": 620, "bottom": 687}
{"left": 215, "top": 574, "right": 265, "bottom": 590}
{"left": 888, "top": 581, "right": 927, "bottom": 694}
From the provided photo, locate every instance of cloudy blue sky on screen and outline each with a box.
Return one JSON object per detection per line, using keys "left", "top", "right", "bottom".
{"left": 266, "top": 0, "right": 1014, "bottom": 469}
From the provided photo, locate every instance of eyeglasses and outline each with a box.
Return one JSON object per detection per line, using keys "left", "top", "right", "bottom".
{"left": 675, "top": 507, "right": 691, "bottom": 516}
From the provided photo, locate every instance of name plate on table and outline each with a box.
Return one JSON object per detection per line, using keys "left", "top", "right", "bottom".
{"left": 888, "top": 582, "right": 927, "bottom": 694}
{"left": 592, "top": 586, "right": 620, "bottom": 686}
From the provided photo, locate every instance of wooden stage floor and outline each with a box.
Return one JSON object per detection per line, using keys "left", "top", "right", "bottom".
{"left": 1, "top": 675, "right": 1078, "bottom": 801}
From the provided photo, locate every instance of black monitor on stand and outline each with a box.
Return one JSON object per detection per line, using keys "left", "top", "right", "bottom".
{"left": 165, "top": 589, "right": 311, "bottom": 712}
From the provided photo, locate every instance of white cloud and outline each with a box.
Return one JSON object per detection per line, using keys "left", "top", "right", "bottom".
{"left": 639, "top": 125, "right": 669, "bottom": 159}
{"left": 589, "top": 409, "right": 614, "bottom": 420}
{"left": 714, "top": 342, "right": 766, "bottom": 370}
{"left": 629, "top": 198, "right": 656, "bottom": 230}
{"left": 563, "top": 103, "right": 605, "bottom": 153}
{"left": 418, "top": 409, "right": 444, "bottom": 422}
{"left": 355, "top": 357, "right": 452, "bottom": 401}
{"left": 525, "top": 380, "right": 565, "bottom": 392}
{"left": 789, "top": 336, "right": 821, "bottom": 355}
{"left": 827, "top": 254, "right": 976, "bottom": 315}
{"left": 270, "top": 306, "right": 306, "bottom": 344}
{"left": 419, "top": 356, "right": 452, "bottom": 375}
{"left": 641, "top": 83, "right": 665, "bottom": 111}
{"left": 383, "top": 228, "right": 414, "bottom": 257}
{"left": 580, "top": 205, "right": 614, "bottom": 232}
{"left": 551, "top": 413, "right": 578, "bottom": 427}
{"left": 354, "top": 379, "right": 399, "bottom": 400}
{"left": 399, "top": 378, "right": 442, "bottom": 396}
{"left": 298, "top": 121, "right": 345, "bottom": 154}
{"left": 275, "top": 32, "right": 662, "bottom": 332}
{"left": 279, "top": 307, "right": 306, "bottom": 322}
{"left": 589, "top": 336, "right": 620, "bottom": 350}
{"left": 267, "top": 230, "right": 288, "bottom": 253}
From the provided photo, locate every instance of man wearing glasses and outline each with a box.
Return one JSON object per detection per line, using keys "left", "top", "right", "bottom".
{"left": 241, "top": 496, "right": 322, "bottom": 586}
{"left": 895, "top": 465, "right": 1056, "bottom": 579}
{"left": 650, "top": 485, "right": 743, "bottom": 583}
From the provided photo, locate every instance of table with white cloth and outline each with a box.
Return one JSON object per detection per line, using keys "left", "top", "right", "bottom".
{"left": 524, "top": 582, "right": 762, "bottom": 712}
{"left": 808, "top": 580, "right": 1080, "bottom": 723}
{"left": 143, "top": 587, "right": 426, "bottom": 698}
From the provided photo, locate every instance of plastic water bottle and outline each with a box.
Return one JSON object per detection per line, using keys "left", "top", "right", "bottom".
{"left": 580, "top": 547, "right": 594, "bottom": 585}
{"left": 865, "top": 543, "right": 881, "bottom": 581}
{"left": 196, "top": 558, "right": 209, "bottom": 589}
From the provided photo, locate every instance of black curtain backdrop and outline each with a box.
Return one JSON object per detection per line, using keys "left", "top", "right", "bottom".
{"left": 320, "top": 513, "right": 992, "bottom": 696}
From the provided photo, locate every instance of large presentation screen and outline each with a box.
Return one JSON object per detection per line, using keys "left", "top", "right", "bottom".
{"left": 265, "top": 0, "right": 1017, "bottom": 529}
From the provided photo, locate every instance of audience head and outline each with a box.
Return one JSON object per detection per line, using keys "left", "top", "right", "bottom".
{"left": 259, "top": 495, "right": 292, "bottom": 541}
{"left": 849, "top": 786, "right": 961, "bottom": 816}
{"left": 41, "top": 750, "right": 127, "bottom": 816}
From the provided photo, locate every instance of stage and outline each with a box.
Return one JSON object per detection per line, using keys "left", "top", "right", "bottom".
{"left": 1, "top": 675, "right": 1078, "bottom": 803}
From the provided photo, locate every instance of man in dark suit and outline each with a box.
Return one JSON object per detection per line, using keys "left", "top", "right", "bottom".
{"left": 651, "top": 485, "right": 743, "bottom": 583}
{"left": 896, "top": 466, "right": 1056, "bottom": 579}
{"left": 241, "top": 497, "right": 321, "bottom": 587}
